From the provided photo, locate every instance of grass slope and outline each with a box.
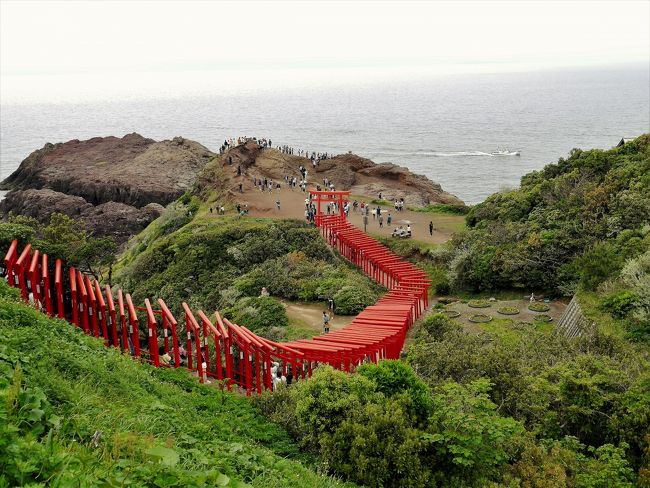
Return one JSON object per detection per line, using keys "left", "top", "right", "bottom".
{"left": 0, "top": 282, "right": 356, "bottom": 488}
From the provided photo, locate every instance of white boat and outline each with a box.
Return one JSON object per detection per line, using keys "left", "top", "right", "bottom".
{"left": 491, "top": 148, "right": 521, "bottom": 156}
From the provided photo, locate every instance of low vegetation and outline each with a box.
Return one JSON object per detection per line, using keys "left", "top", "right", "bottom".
{"left": 259, "top": 313, "right": 649, "bottom": 487}
{"left": 0, "top": 281, "right": 356, "bottom": 487}
{"left": 114, "top": 217, "right": 382, "bottom": 339}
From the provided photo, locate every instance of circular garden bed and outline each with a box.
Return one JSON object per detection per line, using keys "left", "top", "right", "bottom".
{"left": 442, "top": 310, "right": 461, "bottom": 318}
{"left": 528, "top": 302, "right": 550, "bottom": 312}
{"left": 533, "top": 314, "right": 553, "bottom": 323}
{"left": 469, "top": 314, "right": 492, "bottom": 323}
{"left": 468, "top": 299, "right": 491, "bottom": 308}
{"left": 497, "top": 306, "right": 520, "bottom": 315}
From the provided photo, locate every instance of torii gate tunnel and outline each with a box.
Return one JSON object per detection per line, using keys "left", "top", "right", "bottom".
{"left": 1, "top": 191, "right": 429, "bottom": 394}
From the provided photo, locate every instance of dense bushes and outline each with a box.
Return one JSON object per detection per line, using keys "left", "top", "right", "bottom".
{"left": 223, "top": 296, "right": 288, "bottom": 334}
{"left": 258, "top": 354, "right": 641, "bottom": 487}
{"left": 115, "top": 218, "right": 380, "bottom": 319}
{"left": 448, "top": 135, "right": 650, "bottom": 294}
{"left": 405, "top": 313, "right": 650, "bottom": 482}
{"left": 232, "top": 251, "right": 380, "bottom": 314}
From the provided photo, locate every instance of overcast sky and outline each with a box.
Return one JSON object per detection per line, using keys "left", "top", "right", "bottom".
{"left": 1, "top": 0, "right": 648, "bottom": 102}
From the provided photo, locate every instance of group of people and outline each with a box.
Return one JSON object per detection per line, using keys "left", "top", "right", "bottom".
{"left": 276, "top": 145, "right": 332, "bottom": 161}
{"left": 219, "top": 136, "right": 272, "bottom": 154}
{"left": 271, "top": 361, "right": 294, "bottom": 390}
{"left": 209, "top": 205, "right": 226, "bottom": 215}
{"left": 235, "top": 203, "right": 249, "bottom": 215}
{"left": 253, "top": 175, "right": 281, "bottom": 193}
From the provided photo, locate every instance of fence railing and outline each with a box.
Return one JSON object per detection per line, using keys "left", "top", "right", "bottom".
{"left": 2, "top": 214, "right": 429, "bottom": 394}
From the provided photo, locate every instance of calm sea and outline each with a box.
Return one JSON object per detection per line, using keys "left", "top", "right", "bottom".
{"left": 1, "top": 66, "right": 648, "bottom": 204}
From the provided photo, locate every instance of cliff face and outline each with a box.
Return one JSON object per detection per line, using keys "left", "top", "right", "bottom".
{"left": 233, "top": 143, "right": 463, "bottom": 206}
{"left": 1, "top": 133, "right": 215, "bottom": 207}
{"left": 0, "top": 133, "right": 214, "bottom": 242}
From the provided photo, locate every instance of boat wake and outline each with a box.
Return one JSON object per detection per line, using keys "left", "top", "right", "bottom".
{"left": 411, "top": 151, "right": 494, "bottom": 157}
{"left": 409, "top": 150, "right": 521, "bottom": 157}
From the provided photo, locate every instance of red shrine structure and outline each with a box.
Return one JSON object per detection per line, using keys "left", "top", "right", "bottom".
{"left": 3, "top": 190, "right": 430, "bottom": 395}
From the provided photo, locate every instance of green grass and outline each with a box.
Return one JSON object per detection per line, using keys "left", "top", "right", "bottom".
{"left": 477, "top": 317, "right": 551, "bottom": 345}
{"left": 408, "top": 203, "right": 470, "bottom": 215}
{"left": 0, "top": 281, "right": 357, "bottom": 488}
{"left": 284, "top": 319, "right": 318, "bottom": 341}
{"left": 576, "top": 290, "right": 628, "bottom": 340}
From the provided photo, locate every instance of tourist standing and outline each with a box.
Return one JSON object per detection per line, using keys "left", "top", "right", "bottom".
{"left": 322, "top": 311, "right": 330, "bottom": 334}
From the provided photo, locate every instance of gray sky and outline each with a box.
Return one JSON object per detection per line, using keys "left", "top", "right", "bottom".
{"left": 1, "top": 0, "right": 649, "bottom": 102}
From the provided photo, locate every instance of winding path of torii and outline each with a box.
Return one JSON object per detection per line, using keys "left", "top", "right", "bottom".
{"left": 3, "top": 190, "right": 429, "bottom": 395}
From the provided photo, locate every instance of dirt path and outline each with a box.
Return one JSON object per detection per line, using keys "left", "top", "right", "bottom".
{"left": 221, "top": 172, "right": 464, "bottom": 245}
{"left": 282, "top": 300, "right": 355, "bottom": 332}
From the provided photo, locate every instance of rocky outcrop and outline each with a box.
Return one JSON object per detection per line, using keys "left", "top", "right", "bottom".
{"left": 0, "top": 188, "right": 92, "bottom": 220}
{"left": 1, "top": 133, "right": 215, "bottom": 207}
{"left": 1, "top": 133, "right": 215, "bottom": 243}
{"left": 0, "top": 188, "right": 163, "bottom": 243}
{"left": 247, "top": 148, "right": 463, "bottom": 206}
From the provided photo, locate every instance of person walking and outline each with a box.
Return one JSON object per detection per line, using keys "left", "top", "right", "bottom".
{"left": 429, "top": 221, "right": 434, "bottom": 236}
{"left": 387, "top": 213, "right": 392, "bottom": 226}
{"left": 322, "top": 311, "right": 330, "bottom": 334}
{"left": 379, "top": 215, "right": 384, "bottom": 228}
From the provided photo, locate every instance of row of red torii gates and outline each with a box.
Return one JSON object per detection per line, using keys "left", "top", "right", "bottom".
{"left": 2, "top": 191, "right": 430, "bottom": 395}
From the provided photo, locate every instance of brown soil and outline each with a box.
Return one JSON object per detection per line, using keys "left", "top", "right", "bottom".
{"left": 220, "top": 170, "right": 463, "bottom": 245}
{"left": 282, "top": 300, "right": 355, "bottom": 332}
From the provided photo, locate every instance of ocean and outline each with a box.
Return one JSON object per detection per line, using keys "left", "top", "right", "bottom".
{"left": 1, "top": 66, "right": 648, "bottom": 204}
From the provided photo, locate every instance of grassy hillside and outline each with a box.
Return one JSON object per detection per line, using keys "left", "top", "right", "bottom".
{"left": 0, "top": 281, "right": 356, "bottom": 487}
{"left": 114, "top": 214, "right": 382, "bottom": 340}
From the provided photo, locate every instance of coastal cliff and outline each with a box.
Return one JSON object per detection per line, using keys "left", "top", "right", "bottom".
{"left": 1, "top": 133, "right": 214, "bottom": 241}
{"left": 225, "top": 140, "right": 463, "bottom": 206}
{"left": 1, "top": 133, "right": 214, "bottom": 206}
{"left": 1, "top": 135, "right": 463, "bottom": 241}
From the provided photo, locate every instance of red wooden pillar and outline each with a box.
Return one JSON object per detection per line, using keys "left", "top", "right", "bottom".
{"left": 15, "top": 244, "right": 32, "bottom": 301}
{"left": 3, "top": 240, "right": 18, "bottom": 288}
{"left": 214, "top": 312, "right": 233, "bottom": 387}
{"left": 28, "top": 250, "right": 41, "bottom": 310}
{"left": 54, "top": 259, "right": 64, "bottom": 319}
{"left": 182, "top": 303, "right": 205, "bottom": 383}
{"left": 158, "top": 299, "right": 180, "bottom": 368}
{"left": 125, "top": 293, "right": 141, "bottom": 358}
{"left": 200, "top": 315, "right": 211, "bottom": 377}
{"left": 144, "top": 299, "right": 160, "bottom": 367}
{"left": 76, "top": 271, "right": 89, "bottom": 334}
{"left": 94, "top": 281, "right": 109, "bottom": 345}
{"left": 85, "top": 275, "right": 99, "bottom": 337}
{"left": 105, "top": 286, "right": 119, "bottom": 348}
{"left": 244, "top": 342, "right": 253, "bottom": 396}
{"left": 117, "top": 290, "right": 129, "bottom": 353}
{"left": 69, "top": 268, "right": 78, "bottom": 327}
{"left": 41, "top": 254, "right": 54, "bottom": 317}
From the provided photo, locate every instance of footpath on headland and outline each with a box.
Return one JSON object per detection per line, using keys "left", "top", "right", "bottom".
{"left": 222, "top": 173, "right": 463, "bottom": 245}
{"left": 3, "top": 197, "right": 430, "bottom": 395}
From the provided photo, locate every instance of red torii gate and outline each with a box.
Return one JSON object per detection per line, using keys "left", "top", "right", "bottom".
{"left": 1, "top": 196, "right": 430, "bottom": 393}
{"left": 310, "top": 190, "right": 350, "bottom": 226}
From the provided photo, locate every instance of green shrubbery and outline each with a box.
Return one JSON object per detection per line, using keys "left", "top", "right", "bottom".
{"left": 411, "top": 203, "right": 469, "bottom": 215}
{"left": 115, "top": 218, "right": 381, "bottom": 321}
{"left": 223, "top": 296, "right": 288, "bottom": 334}
{"left": 448, "top": 135, "right": 650, "bottom": 294}
{"left": 0, "top": 280, "right": 356, "bottom": 487}
{"left": 406, "top": 314, "right": 649, "bottom": 483}
{"left": 258, "top": 352, "right": 641, "bottom": 487}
